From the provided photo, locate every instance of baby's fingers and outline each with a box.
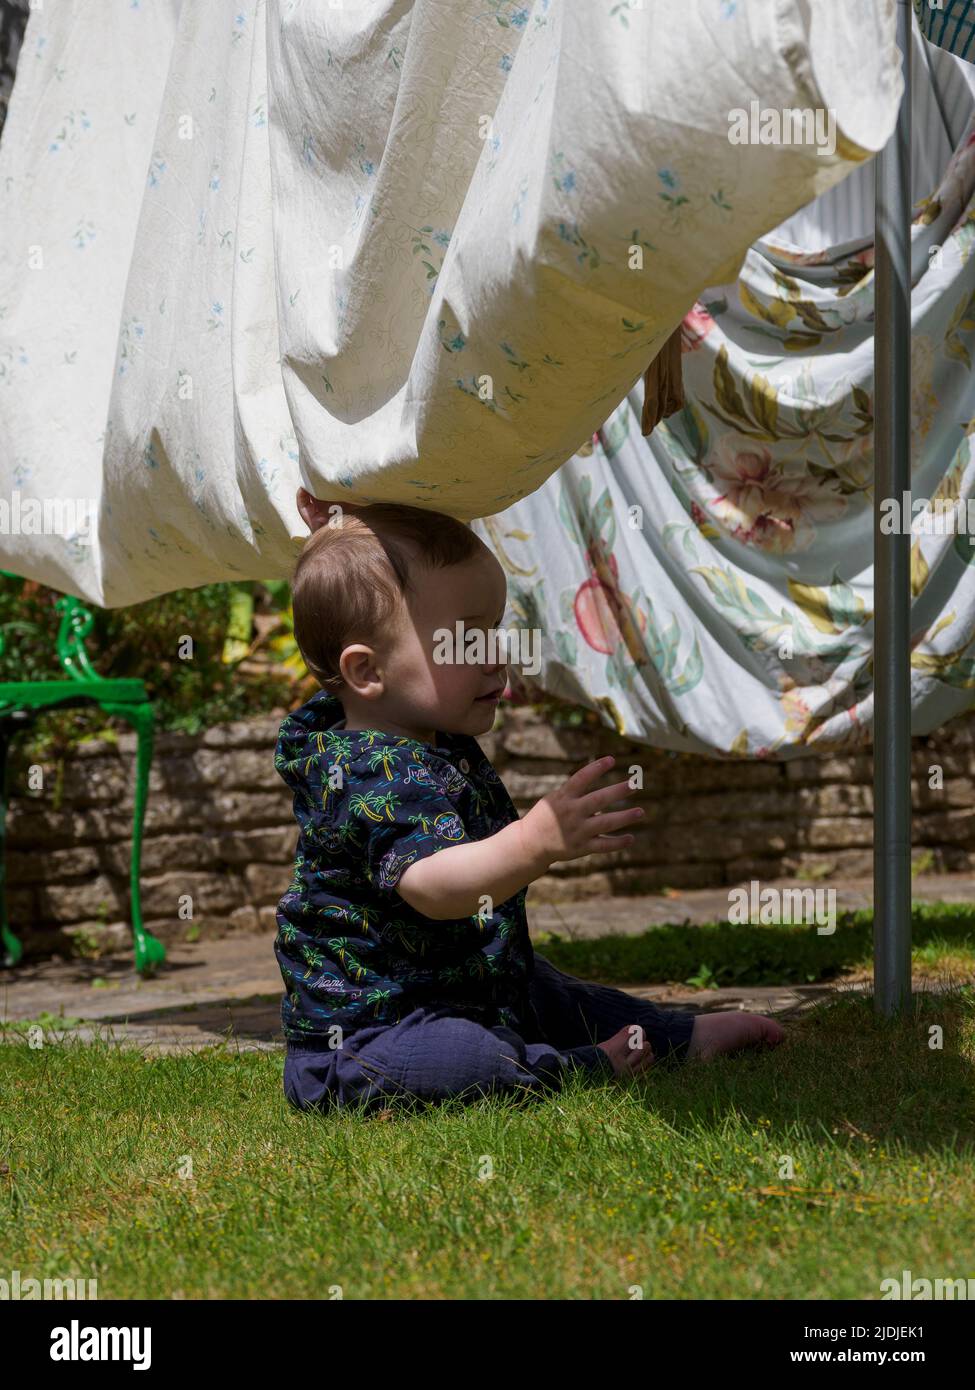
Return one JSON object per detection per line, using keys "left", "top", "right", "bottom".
{"left": 585, "top": 832, "right": 636, "bottom": 854}
{"left": 580, "top": 777, "right": 641, "bottom": 813}
{"left": 587, "top": 806, "right": 645, "bottom": 835}
{"left": 564, "top": 755, "right": 620, "bottom": 796}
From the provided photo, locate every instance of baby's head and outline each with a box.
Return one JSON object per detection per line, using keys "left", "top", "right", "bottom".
{"left": 290, "top": 501, "right": 509, "bottom": 744}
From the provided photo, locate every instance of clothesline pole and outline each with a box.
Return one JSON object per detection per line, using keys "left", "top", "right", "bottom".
{"left": 873, "top": 0, "right": 913, "bottom": 1017}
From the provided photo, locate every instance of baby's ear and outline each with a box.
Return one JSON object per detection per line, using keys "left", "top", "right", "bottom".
{"left": 297, "top": 487, "right": 333, "bottom": 532}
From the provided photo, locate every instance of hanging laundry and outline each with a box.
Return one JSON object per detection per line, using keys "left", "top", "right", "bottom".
{"left": 474, "top": 37, "right": 975, "bottom": 756}
{"left": 641, "top": 324, "right": 686, "bottom": 437}
{"left": 0, "top": 0, "right": 901, "bottom": 606}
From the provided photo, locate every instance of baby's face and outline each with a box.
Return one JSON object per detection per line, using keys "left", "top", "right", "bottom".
{"left": 366, "top": 546, "right": 510, "bottom": 742}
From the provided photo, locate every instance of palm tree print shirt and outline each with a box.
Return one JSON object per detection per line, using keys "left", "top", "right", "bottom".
{"left": 273, "top": 690, "right": 537, "bottom": 1042}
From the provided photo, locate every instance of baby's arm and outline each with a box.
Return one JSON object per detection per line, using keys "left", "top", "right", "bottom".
{"left": 396, "top": 755, "right": 644, "bottom": 920}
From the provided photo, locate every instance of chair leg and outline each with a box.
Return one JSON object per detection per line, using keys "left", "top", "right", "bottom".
{"left": 101, "top": 700, "right": 165, "bottom": 974}
{"left": 0, "top": 723, "right": 24, "bottom": 968}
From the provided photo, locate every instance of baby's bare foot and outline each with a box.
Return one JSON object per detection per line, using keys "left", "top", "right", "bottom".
{"left": 597, "top": 1024, "right": 655, "bottom": 1079}
{"left": 685, "top": 1011, "right": 786, "bottom": 1062}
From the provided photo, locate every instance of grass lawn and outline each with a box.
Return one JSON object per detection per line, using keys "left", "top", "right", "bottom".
{"left": 535, "top": 902, "right": 975, "bottom": 992}
{"left": 2, "top": 985, "right": 974, "bottom": 1299}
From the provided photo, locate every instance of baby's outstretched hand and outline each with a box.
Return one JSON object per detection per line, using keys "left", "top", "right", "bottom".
{"left": 520, "top": 755, "right": 644, "bottom": 868}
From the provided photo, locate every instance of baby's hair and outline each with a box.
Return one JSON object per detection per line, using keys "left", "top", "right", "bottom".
{"left": 290, "top": 501, "right": 486, "bottom": 692}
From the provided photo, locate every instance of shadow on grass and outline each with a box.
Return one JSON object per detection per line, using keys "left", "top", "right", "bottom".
{"left": 4, "top": 906, "right": 974, "bottom": 1165}
{"left": 537, "top": 902, "right": 975, "bottom": 989}
{"left": 607, "top": 986, "right": 975, "bottom": 1161}
{"left": 278, "top": 986, "right": 975, "bottom": 1160}
{"left": 2, "top": 987, "right": 973, "bottom": 1173}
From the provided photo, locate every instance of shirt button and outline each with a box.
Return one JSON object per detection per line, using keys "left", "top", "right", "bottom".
{"left": 458, "top": 758, "right": 470, "bottom": 774}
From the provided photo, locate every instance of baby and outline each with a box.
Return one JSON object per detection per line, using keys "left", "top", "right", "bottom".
{"left": 274, "top": 492, "right": 784, "bottom": 1114}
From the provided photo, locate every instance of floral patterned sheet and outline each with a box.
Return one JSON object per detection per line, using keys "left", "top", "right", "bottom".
{"left": 475, "top": 97, "right": 975, "bottom": 756}
{"left": 0, "top": 0, "right": 900, "bottom": 607}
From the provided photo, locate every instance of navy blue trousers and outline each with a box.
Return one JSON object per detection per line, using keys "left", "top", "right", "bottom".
{"left": 283, "top": 954, "right": 697, "bottom": 1114}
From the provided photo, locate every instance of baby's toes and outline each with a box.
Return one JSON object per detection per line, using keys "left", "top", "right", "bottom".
{"left": 626, "top": 1040, "right": 655, "bottom": 1073}
{"left": 749, "top": 1014, "right": 786, "bottom": 1047}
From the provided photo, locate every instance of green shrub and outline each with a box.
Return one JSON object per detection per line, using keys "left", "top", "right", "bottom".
{"left": 0, "top": 575, "right": 295, "bottom": 761}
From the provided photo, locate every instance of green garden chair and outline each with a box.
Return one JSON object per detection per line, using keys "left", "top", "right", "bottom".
{"left": 0, "top": 571, "right": 165, "bottom": 974}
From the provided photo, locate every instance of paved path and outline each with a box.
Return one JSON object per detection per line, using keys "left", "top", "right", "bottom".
{"left": 1, "top": 875, "right": 970, "bottom": 1054}
{"left": 528, "top": 872, "right": 975, "bottom": 936}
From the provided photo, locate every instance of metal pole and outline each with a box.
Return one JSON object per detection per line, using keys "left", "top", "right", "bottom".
{"left": 873, "top": 0, "right": 913, "bottom": 1017}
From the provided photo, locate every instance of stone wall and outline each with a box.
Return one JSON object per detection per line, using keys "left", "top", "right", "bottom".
{"left": 6, "top": 706, "right": 975, "bottom": 959}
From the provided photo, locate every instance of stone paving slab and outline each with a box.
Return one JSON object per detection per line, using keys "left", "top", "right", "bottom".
{"left": 1, "top": 875, "right": 971, "bottom": 1055}
{"left": 528, "top": 873, "right": 975, "bottom": 937}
